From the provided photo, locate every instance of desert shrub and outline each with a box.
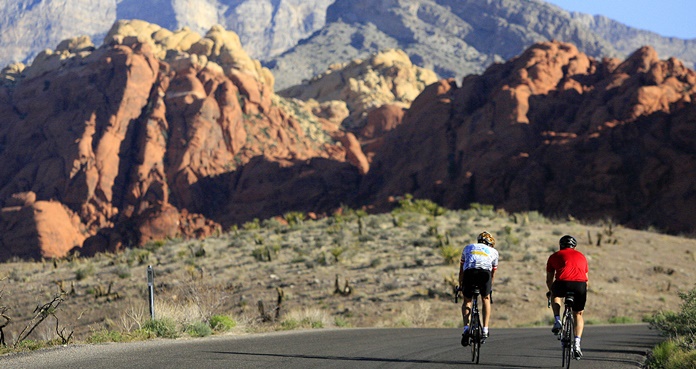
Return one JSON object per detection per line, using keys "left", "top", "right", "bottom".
{"left": 647, "top": 287, "right": 696, "bottom": 368}
{"left": 393, "top": 194, "right": 447, "bottom": 217}
{"left": 646, "top": 340, "right": 696, "bottom": 369}
{"left": 334, "top": 317, "right": 351, "bottom": 327}
{"left": 142, "top": 318, "right": 179, "bottom": 338}
{"left": 209, "top": 315, "right": 237, "bottom": 331}
{"left": 144, "top": 240, "right": 166, "bottom": 252}
{"left": 185, "top": 321, "right": 212, "bottom": 337}
{"left": 608, "top": 316, "right": 635, "bottom": 324}
{"left": 75, "top": 263, "right": 95, "bottom": 280}
{"left": 280, "top": 318, "right": 300, "bottom": 330}
{"left": 329, "top": 246, "right": 345, "bottom": 262}
{"left": 280, "top": 308, "right": 329, "bottom": 330}
{"left": 650, "top": 288, "right": 696, "bottom": 350}
{"left": 128, "top": 249, "right": 151, "bottom": 265}
{"left": 439, "top": 244, "right": 460, "bottom": 264}
{"left": 242, "top": 218, "right": 261, "bottom": 230}
{"left": 114, "top": 265, "right": 131, "bottom": 279}
{"left": 86, "top": 329, "right": 126, "bottom": 343}
{"left": 283, "top": 211, "right": 306, "bottom": 226}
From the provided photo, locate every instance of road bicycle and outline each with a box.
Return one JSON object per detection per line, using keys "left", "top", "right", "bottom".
{"left": 456, "top": 286, "right": 484, "bottom": 364}
{"left": 549, "top": 291, "right": 577, "bottom": 368}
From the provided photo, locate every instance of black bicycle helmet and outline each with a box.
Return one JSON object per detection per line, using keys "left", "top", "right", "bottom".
{"left": 559, "top": 235, "right": 577, "bottom": 249}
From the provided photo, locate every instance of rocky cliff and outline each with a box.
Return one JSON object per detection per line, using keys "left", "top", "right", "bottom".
{"left": 0, "top": 20, "right": 356, "bottom": 260}
{"left": 0, "top": 20, "right": 695, "bottom": 261}
{"left": 359, "top": 41, "right": 696, "bottom": 234}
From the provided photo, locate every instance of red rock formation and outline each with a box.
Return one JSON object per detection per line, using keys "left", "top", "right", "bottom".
{"left": 0, "top": 194, "right": 85, "bottom": 260}
{"left": 361, "top": 41, "right": 696, "bottom": 233}
{"left": 0, "top": 22, "right": 351, "bottom": 260}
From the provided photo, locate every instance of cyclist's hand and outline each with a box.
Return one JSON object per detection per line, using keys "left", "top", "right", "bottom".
{"left": 546, "top": 291, "right": 551, "bottom": 299}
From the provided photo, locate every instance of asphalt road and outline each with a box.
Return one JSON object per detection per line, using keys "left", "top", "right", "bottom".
{"left": 0, "top": 324, "right": 660, "bottom": 368}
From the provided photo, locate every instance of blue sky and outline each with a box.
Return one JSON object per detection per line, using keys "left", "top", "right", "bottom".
{"left": 544, "top": 0, "right": 696, "bottom": 39}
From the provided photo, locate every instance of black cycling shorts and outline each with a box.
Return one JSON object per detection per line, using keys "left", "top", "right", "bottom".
{"left": 551, "top": 280, "right": 587, "bottom": 312}
{"left": 462, "top": 268, "right": 492, "bottom": 298}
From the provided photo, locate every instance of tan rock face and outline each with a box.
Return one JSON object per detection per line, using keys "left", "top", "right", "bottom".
{"left": 362, "top": 41, "right": 696, "bottom": 234}
{"left": 279, "top": 49, "right": 437, "bottom": 130}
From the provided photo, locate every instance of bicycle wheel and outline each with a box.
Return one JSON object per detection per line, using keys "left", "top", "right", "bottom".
{"left": 562, "top": 310, "right": 574, "bottom": 368}
{"left": 470, "top": 304, "right": 481, "bottom": 363}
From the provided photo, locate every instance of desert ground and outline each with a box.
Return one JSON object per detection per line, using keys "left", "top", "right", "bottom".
{"left": 1, "top": 204, "right": 694, "bottom": 345}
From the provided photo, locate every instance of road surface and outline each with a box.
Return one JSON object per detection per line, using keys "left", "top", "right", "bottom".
{"left": 0, "top": 324, "right": 660, "bottom": 368}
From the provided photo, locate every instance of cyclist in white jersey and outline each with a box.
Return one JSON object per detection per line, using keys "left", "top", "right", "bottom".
{"left": 459, "top": 231, "right": 499, "bottom": 346}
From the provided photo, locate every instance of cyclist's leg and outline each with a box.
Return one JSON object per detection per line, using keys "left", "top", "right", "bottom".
{"left": 571, "top": 281, "right": 587, "bottom": 339}
{"left": 550, "top": 280, "right": 565, "bottom": 317}
{"left": 550, "top": 281, "right": 566, "bottom": 333}
{"left": 481, "top": 294, "right": 491, "bottom": 328}
{"left": 574, "top": 310, "right": 584, "bottom": 338}
{"left": 461, "top": 269, "right": 476, "bottom": 328}
{"left": 461, "top": 296, "right": 473, "bottom": 326}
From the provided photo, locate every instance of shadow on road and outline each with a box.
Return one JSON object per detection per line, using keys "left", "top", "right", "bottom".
{"left": 205, "top": 350, "right": 556, "bottom": 368}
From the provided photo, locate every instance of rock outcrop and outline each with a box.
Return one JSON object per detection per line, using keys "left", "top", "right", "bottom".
{"left": 0, "top": 20, "right": 351, "bottom": 260}
{"left": 361, "top": 41, "right": 696, "bottom": 233}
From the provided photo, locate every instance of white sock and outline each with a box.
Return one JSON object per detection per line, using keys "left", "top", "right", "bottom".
{"left": 483, "top": 327, "right": 489, "bottom": 334}
{"left": 575, "top": 336, "right": 581, "bottom": 345}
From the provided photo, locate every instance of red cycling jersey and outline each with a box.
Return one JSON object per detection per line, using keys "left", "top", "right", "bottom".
{"left": 546, "top": 248, "right": 588, "bottom": 282}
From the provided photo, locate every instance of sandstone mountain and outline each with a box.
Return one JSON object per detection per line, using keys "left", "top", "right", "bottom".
{"left": 358, "top": 41, "right": 696, "bottom": 234}
{"left": 0, "top": 20, "right": 358, "bottom": 261}
{"left": 0, "top": 19, "right": 695, "bottom": 261}
{"left": 2, "top": 0, "right": 695, "bottom": 91}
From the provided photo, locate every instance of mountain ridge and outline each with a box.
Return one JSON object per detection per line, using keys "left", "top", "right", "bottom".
{"left": 1, "top": 0, "right": 695, "bottom": 90}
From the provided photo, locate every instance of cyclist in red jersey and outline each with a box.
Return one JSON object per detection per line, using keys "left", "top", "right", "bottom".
{"left": 546, "top": 235, "right": 588, "bottom": 359}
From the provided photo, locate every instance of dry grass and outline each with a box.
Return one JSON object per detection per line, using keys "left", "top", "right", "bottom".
{"left": 1, "top": 203, "right": 695, "bottom": 348}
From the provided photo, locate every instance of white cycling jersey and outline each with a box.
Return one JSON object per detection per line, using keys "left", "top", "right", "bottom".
{"left": 461, "top": 243, "right": 499, "bottom": 271}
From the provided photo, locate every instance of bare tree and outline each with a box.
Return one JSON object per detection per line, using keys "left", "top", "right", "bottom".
{"left": 13, "top": 293, "right": 73, "bottom": 347}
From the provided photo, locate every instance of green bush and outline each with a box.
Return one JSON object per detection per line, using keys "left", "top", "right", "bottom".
{"left": 280, "top": 318, "right": 299, "bottom": 330}
{"left": 646, "top": 341, "right": 696, "bottom": 369}
{"left": 143, "top": 318, "right": 179, "bottom": 339}
{"left": 649, "top": 288, "right": 696, "bottom": 350}
{"left": 185, "top": 321, "right": 212, "bottom": 337}
{"left": 647, "top": 287, "right": 696, "bottom": 368}
{"left": 209, "top": 315, "right": 237, "bottom": 331}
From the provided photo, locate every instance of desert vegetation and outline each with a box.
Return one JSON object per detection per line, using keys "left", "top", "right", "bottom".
{"left": 0, "top": 197, "right": 695, "bottom": 361}
{"left": 646, "top": 288, "right": 696, "bottom": 368}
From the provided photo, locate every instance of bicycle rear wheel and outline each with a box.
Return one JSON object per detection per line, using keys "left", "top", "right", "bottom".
{"left": 473, "top": 324, "right": 482, "bottom": 364}
{"left": 561, "top": 310, "right": 574, "bottom": 368}
{"left": 470, "top": 312, "right": 481, "bottom": 364}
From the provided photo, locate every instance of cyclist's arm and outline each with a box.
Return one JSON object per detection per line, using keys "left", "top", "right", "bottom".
{"left": 546, "top": 270, "right": 555, "bottom": 291}
{"left": 459, "top": 262, "right": 465, "bottom": 287}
